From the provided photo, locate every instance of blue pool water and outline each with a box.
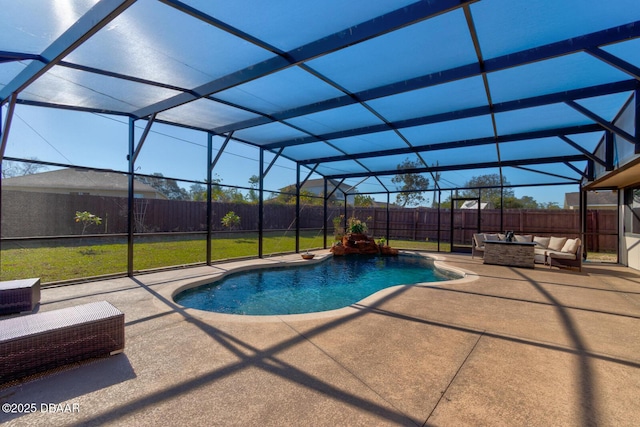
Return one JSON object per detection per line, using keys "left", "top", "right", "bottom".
{"left": 174, "top": 255, "right": 457, "bottom": 315}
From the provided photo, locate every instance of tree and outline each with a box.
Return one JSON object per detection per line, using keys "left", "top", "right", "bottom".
{"left": 269, "top": 185, "right": 321, "bottom": 205}
{"left": 354, "top": 194, "right": 374, "bottom": 207}
{"left": 461, "top": 174, "right": 514, "bottom": 208}
{"left": 503, "top": 195, "right": 538, "bottom": 209}
{"left": 74, "top": 211, "right": 102, "bottom": 234}
{"left": 539, "top": 201, "right": 561, "bottom": 210}
{"left": 189, "top": 183, "right": 207, "bottom": 201}
{"left": 137, "top": 173, "right": 189, "bottom": 200}
{"left": 247, "top": 175, "right": 259, "bottom": 203}
{"left": 391, "top": 158, "right": 430, "bottom": 207}
{"left": 1, "top": 159, "right": 48, "bottom": 178}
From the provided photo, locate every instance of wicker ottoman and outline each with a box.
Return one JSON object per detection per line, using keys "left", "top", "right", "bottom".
{"left": 0, "top": 301, "right": 125, "bottom": 383}
{"left": 0, "top": 278, "right": 41, "bottom": 315}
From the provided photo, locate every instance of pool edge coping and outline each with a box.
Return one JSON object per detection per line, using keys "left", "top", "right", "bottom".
{"left": 153, "top": 250, "right": 479, "bottom": 323}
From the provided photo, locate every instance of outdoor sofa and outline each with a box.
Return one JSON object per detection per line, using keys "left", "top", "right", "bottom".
{"left": 472, "top": 233, "right": 582, "bottom": 271}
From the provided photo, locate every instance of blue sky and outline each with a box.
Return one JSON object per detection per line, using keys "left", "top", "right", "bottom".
{"left": 3, "top": 104, "right": 577, "bottom": 206}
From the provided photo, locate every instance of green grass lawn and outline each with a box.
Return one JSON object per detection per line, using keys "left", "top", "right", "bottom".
{"left": 0, "top": 233, "right": 616, "bottom": 284}
{"left": 0, "top": 232, "right": 326, "bottom": 283}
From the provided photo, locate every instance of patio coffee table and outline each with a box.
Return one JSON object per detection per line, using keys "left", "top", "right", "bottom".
{"left": 483, "top": 241, "right": 536, "bottom": 268}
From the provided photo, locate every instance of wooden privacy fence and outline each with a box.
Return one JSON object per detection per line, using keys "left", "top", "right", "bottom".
{"left": 1, "top": 191, "right": 617, "bottom": 252}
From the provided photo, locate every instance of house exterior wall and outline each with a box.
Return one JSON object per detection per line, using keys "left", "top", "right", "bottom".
{"left": 620, "top": 189, "right": 640, "bottom": 271}
{"left": 3, "top": 185, "right": 159, "bottom": 199}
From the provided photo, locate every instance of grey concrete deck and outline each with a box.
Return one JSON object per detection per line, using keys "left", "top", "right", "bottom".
{"left": 1, "top": 252, "right": 639, "bottom": 426}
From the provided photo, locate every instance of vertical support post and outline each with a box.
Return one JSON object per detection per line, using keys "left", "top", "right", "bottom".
{"left": 323, "top": 178, "right": 328, "bottom": 249}
{"left": 587, "top": 159, "right": 595, "bottom": 181}
{"left": 437, "top": 190, "right": 441, "bottom": 252}
{"left": 499, "top": 187, "right": 504, "bottom": 232}
{"left": 0, "top": 93, "right": 17, "bottom": 161}
{"left": 580, "top": 188, "right": 587, "bottom": 260}
{"left": 616, "top": 189, "right": 621, "bottom": 264}
{"left": 477, "top": 188, "right": 481, "bottom": 234}
{"left": 386, "top": 192, "right": 390, "bottom": 244}
{"left": 605, "top": 131, "right": 614, "bottom": 171}
{"left": 449, "top": 192, "right": 454, "bottom": 252}
{"left": 0, "top": 102, "right": 4, "bottom": 242}
{"left": 258, "top": 148, "right": 264, "bottom": 258}
{"left": 295, "top": 163, "right": 300, "bottom": 253}
{"left": 206, "top": 133, "right": 213, "bottom": 265}
{"left": 635, "top": 88, "right": 640, "bottom": 154}
{"left": 127, "top": 118, "right": 135, "bottom": 277}
{"left": 344, "top": 193, "right": 348, "bottom": 232}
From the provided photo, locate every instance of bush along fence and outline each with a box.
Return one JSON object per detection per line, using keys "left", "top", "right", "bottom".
{"left": 1, "top": 191, "right": 617, "bottom": 252}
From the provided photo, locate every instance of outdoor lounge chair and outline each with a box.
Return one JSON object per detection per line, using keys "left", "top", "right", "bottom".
{"left": 472, "top": 233, "right": 503, "bottom": 259}
{"left": 0, "top": 300, "right": 124, "bottom": 383}
{"left": 547, "top": 238, "right": 583, "bottom": 272}
{"left": 471, "top": 233, "right": 485, "bottom": 259}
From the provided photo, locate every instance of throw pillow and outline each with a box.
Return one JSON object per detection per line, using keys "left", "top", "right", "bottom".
{"left": 548, "top": 236, "right": 568, "bottom": 251}
{"left": 533, "top": 236, "right": 551, "bottom": 248}
{"left": 484, "top": 233, "right": 500, "bottom": 241}
{"left": 561, "top": 238, "right": 579, "bottom": 254}
{"left": 514, "top": 234, "right": 533, "bottom": 242}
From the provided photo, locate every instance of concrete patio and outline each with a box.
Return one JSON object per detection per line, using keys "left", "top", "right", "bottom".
{"left": 1, "top": 252, "right": 639, "bottom": 426}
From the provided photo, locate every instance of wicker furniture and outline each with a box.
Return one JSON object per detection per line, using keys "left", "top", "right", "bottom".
{"left": 0, "top": 301, "right": 124, "bottom": 383}
{"left": 0, "top": 278, "right": 41, "bottom": 315}
{"left": 483, "top": 241, "right": 536, "bottom": 268}
{"left": 548, "top": 240, "right": 583, "bottom": 272}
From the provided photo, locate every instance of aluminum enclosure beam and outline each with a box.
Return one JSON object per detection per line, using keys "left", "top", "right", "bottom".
{"left": 587, "top": 47, "right": 640, "bottom": 81}
{"left": 298, "top": 124, "right": 602, "bottom": 165}
{"left": 258, "top": 148, "right": 264, "bottom": 258}
{"left": 214, "top": 22, "right": 640, "bottom": 136}
{"left": 209, "top": 133, "right": 233, "bottom": 174}
{"left": 325, "top": 154, "right": 587, "bottom": 180}
{"left": 131, "top": 114, "right": 156, "bottom": 164}
{"left": 559, "top": 135, "right": 608, "bottom": 168}
{"left": 264, "top": 80, "right": 634, "bottom": 151}
{"left": 565, "top": 100, "right": 638, "bottom": 145}
{"left": 262, "top": 147, "right": 284, "bottom": 178}
{"left": 127, "top": 118, "right": 136, "bottom": 277}
{"left": 206, "top": 133, "right": 213, "bottom": 264}
{"left": 133, "top": 0, "right": 476, "bottom": 119}
{"left": 0, "top": 0, "right": 136, "bottom": 103}
{"left": 0, "top": 94, "right": 17, "bottom": 160}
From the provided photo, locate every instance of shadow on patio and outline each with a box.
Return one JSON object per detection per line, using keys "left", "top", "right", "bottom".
{"left": 1, "top": 253, "right": 639, "bottom": 426}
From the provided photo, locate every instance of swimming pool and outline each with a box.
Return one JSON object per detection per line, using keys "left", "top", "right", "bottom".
{"left": 174, "top": 254, "right": 460, "bottom": 315}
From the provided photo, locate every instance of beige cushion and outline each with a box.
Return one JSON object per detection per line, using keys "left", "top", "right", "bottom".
{"left": 548, "top": 236, "right": 567, "bottom": 251}
{"left": 534, "top": 248, "right": 547, "bottom": 264}
{"left": 533, "top": 236, "right": 551, "bottom": 248}
{"left": 514, "top": 234, "right": 533, "bottom": 242}
{"left": 498, "top": 233, "right": 506, "bottom": 241}
{"left": 561, "top": 238, "right": 579, "bottom": 254}
{"left": 484, "top": 233, "right": 500, "bottom": 241}
{"left": 548, "top": 251, "right": 576, "bottom": 260}
{"left": 473, "top": 233, "right": 485, "bottom": 247}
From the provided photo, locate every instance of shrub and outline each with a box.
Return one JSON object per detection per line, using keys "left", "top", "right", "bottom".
{"left": 221, "top": 211, "right": 241, "bottom": 230}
